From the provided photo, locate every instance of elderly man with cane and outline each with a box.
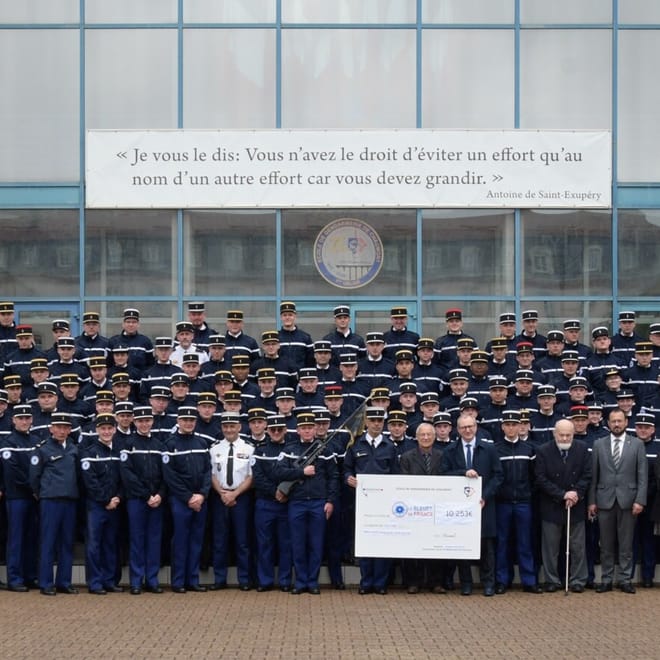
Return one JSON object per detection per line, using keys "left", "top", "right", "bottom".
{"left": 534, "top": 418, "right": 592, "bottom": 593}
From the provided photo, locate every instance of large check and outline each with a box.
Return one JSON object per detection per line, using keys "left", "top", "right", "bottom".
{"left": 355, "top": 474, "right": 482, "bottom": 559}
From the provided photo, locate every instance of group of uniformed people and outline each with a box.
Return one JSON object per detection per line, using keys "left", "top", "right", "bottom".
{"left": 0, "top": 300, "right": 659, "bottom": 595}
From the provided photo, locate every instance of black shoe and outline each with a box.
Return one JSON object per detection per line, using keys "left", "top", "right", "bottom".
{"left": 145, "top": 585, "right": 163, "bottom": 594}
{"left": 570, "top": 584, "right": 585, "bottom": 593}
{"left": 238, "top": 584, "right": 251, "bottom": 592}
{"left": 642, "top": 580, "right": 654, "bottom": 589}
{"left": 333, "top": 582, "right": 345, "bottom": 591}
{"left": 585, "top": 581, "right": 595, "bottom": 590}
{"left": 186, "top": 584, "right": 207, "bottom": 592}
{"left": 358, "top": 587, "right": 372, "bottom": 595}
{"left": 544, "top": 583, "right": 559, "bottom": 593}
{"left": 89, "top": 588, "right": 107, "bottom": 595}
{"left": 24, "top": 580, "right": 39, "bottom": 591}
{"left": 104, "top": 585, "right": 124, "bottom": 593}
{"left": 279, "top": 585, "right": 292, "bottom": 592}
{"left": 431, "top": 585, "right": 446, "bottom": 594}
{"left": 40, "top": 587, "right": 57, "bottom": 596}
{"left": 407, "top": 585, "right": 420, "bottom": 594}
{"left": 444, "top": 582, "right": 456, "bottom": 591}
{"left": 57, "top": 586, "right": 79, "bottom": 594}
{"left": 483, "top": 587, "right": 495, "bottom": 597}
{"left": 130, "top": 587, "right": 142, "bottom": 595}
{"left": 207, "top": 582, "right": 227, "bottom": 591}
{"left": 172, "top": 586, "right": 186, "bottom": 593}
{"left": 291, "top": 587, "right": 306, "bottom": 595}
{"left": 620, "top": 582, "right": 636, "bottom": 594}
{"left": 523, "top": 585, "right": 543, "bottom": 594}
{"left": 256, "top": 585, "right": 273, "bottom": 592}
{"left": 376, "top": 588, "right": 388, "bottom": 595}
{"left": 595, "top": 582, "right": 612, "bottom": 593}
{"left": 494, "top": 583, "right": 506, "bottom": 595}
{"left": 8, "top": 584, "right": 29, "bottom": 593}
{"left": 461, "top": 584, "right": 472, "bottom": 596}
{"left": 309, "top": 587, "right": 321, "bottom": 595}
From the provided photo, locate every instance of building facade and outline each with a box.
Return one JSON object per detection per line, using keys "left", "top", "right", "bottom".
{"left": 2, "top": 0, "right": 660, "bottom": 345}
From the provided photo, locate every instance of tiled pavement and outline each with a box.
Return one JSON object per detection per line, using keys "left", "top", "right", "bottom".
{"left": 1, "top": 582, "right": 658, "bottom": 659}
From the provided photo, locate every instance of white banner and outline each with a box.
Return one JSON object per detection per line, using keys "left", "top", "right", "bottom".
{"left": 354, "top": 474, "right": 482, "bottom": 559}
{"left": 86, "top": 129, "right": 611, "bottom": 209}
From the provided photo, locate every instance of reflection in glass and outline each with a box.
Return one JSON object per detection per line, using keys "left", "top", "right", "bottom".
{"left": 618, "top": 210, "right": 660, "bottom": 297}
{"left": 422, "top": 210, "right": 514, "bottom": 297}
{"left": 85, "top": 211, "right": 176, "bottom": 296}
{"left": 521, "top": 210, "right": 612, "bottom": 296}
{"left": 0, "top": 211, "right": 79, "bottom": 296}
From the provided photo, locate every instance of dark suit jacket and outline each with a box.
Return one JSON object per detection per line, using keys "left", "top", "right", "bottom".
{"left": 535, "top": 439, "right": 592, "bottom": 525}
{"left": 399, "top": 446, "right": 443, "bottom": 476}
{"left": 588, "top": 433, "right": 648, "bottom": 510}
{"left": 649, "top": 453, "right": 660, "bottom": 523}
{"left": 440, "top": 439, "right": 503, "bottom": 537}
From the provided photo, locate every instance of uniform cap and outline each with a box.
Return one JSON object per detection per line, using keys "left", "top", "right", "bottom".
{"left": 387, "top": 410, "right": 408, "bottom": 424}
{"left": 177, "top": 406, "right": 198, "bottom": 419}
{"left": 12, "top": 404, "right": 32, "bottom": 418}
{"left": 88, "top": 356, "right": 108, "bottom": 369}
{"left": 214, "top": 370, "right": 233, "bottom": 383}
{"left": 433, "top": 411, "right": 452, "bottom": 426}
{"left": 333, "top": 305, "right": 350, "bottom": 318}
{"left": 248, "top": 407, "right": 268, "bottom": 422}
{"left": 57, "top": 336, "right": 76, "bottom": 348}
{"left": 182, "top": 353, "right": 200, "bottom": 364}
{"left": 568, "top": 405, "right": 588, "bottom": 418}
{"left": 296, "top": 412, "right": 316, "bottom": 426}
{"left": 470, "top": 350, "right": 489, "bottom": 363}
{"left": 456, "top": 337, "right": 475, "bottom": 350}
{"left": 568, "top": 376, "right": 588, "bottom": 390}
{"left": 591, "top": 326, "right": 609, "bottom": 340}
{"left": 366, "top": 331, "right": 385, "bottom": 344}
{"left": 111, "top": 372, "right": 130, "bottom": 385}
{"left": 298, "top": 367, "right": 317, "bottom": 380}
{"left": 30, "top": 357, "right": 49, "bottom": 371}
{"left": 208, "top": 334, "right": 226, "bottom": 347}
{"left": 323, "top": 385, "right": 343, "bottom": 399}
{"left": 50, "top": 412, "right": 72, "bottom": 426}
{"left": 133, "top": 406, "right": 154, "bottom": 420}
{"left": 313, "top": 340, "right": 332, "bottom": 352}
{"left": 489, "top": 375, "right": 509, "bottom": 389}
{"left": 399, "top": 381, "right": 417, "bottom": 394}
{"left": 37, "top": 382, "right": 58, "bottom": 396}
{"left": 395, "top": 349, "right": 414, "bottom": 362}
{"left": 267, "top": 414, "right": 287, "bottom": 428}
{"left": 123, "top": 308, "right": 140, "bottom": 320}
{"left": 187, "top": 301, "right": 206, "bottom": 312}
{"left": 370, "top": 386, "right": 390, "bottom": 400}
{"left": 390, "top": 306, "right": 408, "bottom": 317}
{"left": 499, "top": 312, "right": 516, "bottom": 324}
{"left": 546, "top": 330, "right": 565, "bottom": 343}
{"left": 339, "top": 353, "right": 357, "bottom": 365}
{"left": 15, "top": 325, "right": 32, "bottom": 337}
{"left": 257, "top": 367, "right": 277, "bottom": 381}
{"left": 224, "top": 390, "right": 243, "bottom": 402}
{"left": 502, "top": 409, "right": 521, "bottom": 423}
{"left": 59, "top": 373, "right": 79, "bottom": 386}
{"left": 449, "top": 368, "right": 469, "bottom": 381}
{"left": 150, "top": 385, "right": 171, "bottom": 399}
{"left": 154, "top": 336, "right": 173, "bottom": 348}
{"left": 261, "top": 330, "right": 280, "bottom": 343}
{"left": 515, "top": 369, "right": 534, "bottom": 382}
{"left": 226, "top": 310, "right": 244, "bottom": 321}
{"left": 52, "top": 319, "right": 70, "bottom": 331}
{"left": 231, "top": 353, "right": 250, "bottom": 367}
{"left": 95, "top": 390, "right": 114, "bottom": 402}
{"left": 563, "top": 319, "right": 581, "bottom": 330}
{"left": 197, "top": 392, "right": 217, "bottom": 405}
{"left": 115, "top": 401, "right": 134, "bottom": 414}
{"left": 365, "top": 407, "right": 386, "bottom": 420}
{"left": 95, "top": 413, "right": 116, "bottom": 427}
{"left": 635, "top": 412, "right": 655, "bottom": 426}
{"left": 0, "top": 301, "right": 15, "bottom": 312}
{"left": 280, "top": 301, "right": 297, "bottom": 314}
{"left": 516, "top": 341, "right": 533, "bottom": 354}
{"left": 276, "top": 387, "right": 295, "bottom": 400}
{"left": 417, "top": 338, "right": 434, "bottom": 350}
{"left": 561, "top": 350, "right": 579, "bottom": 362}
{"left": 175, "top": 321, "right": 194, "bottom": 334}
{"left": 221, "top": 411, "right": 242, "bottom": 424}
{"left": 445, "top": 308, "right": 462, "bottom": 320}
{"left": 521, "top": 309, "right": 539, "bottom": 321}
{"left": 419, "top": 392, "right": 440, "bottom": 405}
{"left": 459, "top": 396, "right": 479, "bottom": 409}
{"left": 537, "top": 384, "right": 556, "bottom": 397}
{"left": 83, "top": 311, "right": 100, "bottom": 323}
{"left": 489, "top": 337, "right": 509, "bottom": 350}
{"left": 3, "top": 375, "right": 21, "bottom": 388}
{"left": 618, "top": 310, "right": 635, "bottom": 322}
{"left": 635, "top": 341, "right": 653, "bottom": 354}
{"left": 170, "top": 373, "right": 189, "bottom": 385}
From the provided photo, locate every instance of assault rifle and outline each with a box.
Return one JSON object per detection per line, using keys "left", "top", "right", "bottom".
{"left": 276, "top": 401, "right": 368, "bottom": 497}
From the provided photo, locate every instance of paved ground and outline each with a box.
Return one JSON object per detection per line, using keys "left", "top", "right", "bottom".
{"left": 1, "top": 584, "right": 658, "bottom": 659}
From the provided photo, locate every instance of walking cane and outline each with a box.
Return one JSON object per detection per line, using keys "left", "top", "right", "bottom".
{"left": 564, "top": 504, "right": 571, "bottom": 595}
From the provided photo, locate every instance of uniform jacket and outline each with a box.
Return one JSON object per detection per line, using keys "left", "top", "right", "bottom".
{"left": 1, "top": 428, "right": 40, "bottom": 498}
{"left": 119, "top": 432, "right": 167, "bottom": 500}
{"left": 534, "top": 438, "right": 592, "bottom": 525}
{"left": 162, "top": 431, "right": 211, "bottom": 504}
{"left": 344, "top": 434, "right": 399, "bottom": 482}
{"left": 29, "top": 436, "right": 79, "bottom": 500}
{"left": 80, "top": 438, "right": 122, "bottom": 506}
{"left": 588, "top": 433, "right": 648, "bottom": 510}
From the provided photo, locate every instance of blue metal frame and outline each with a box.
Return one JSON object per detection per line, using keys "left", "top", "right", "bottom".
{"left": 0, "top": 0, "right": 659, "bottom": 332}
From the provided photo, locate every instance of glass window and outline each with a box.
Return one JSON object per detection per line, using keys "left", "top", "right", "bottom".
{"left": 282, "top": 210, "right": 416, "bottom": 296}
{"left": 422, "top": 30, "right": 514, "bottom": 128}
{"left": 422, "top": 301, "right": 514, "bottom": 348}
{"left": 520, "top": 30, "right": 611, "bottom": 129}
{"left": 282, "top": 0, "right": 415, "bottom": 23}
{"left": 618, "top": 31, "right": 660, "bottom": 181}
{"left": 183, "top": 29, "right": 276, "bottom": 128}
{"left": 618, "top": 210, "right": 660, "bottom": 297}
{"left": 85, "top": 29, "right": 177, "bottom": 129}
{"left": 0, "top": 0, "right": 78, "bottom": 22}
{"left": 184, "top": 210, "right": 276, "bottom": 297}
{"left": 422, "top": 0, "right": 513, "bottom": 23}
{"left": 90, "top": 301, "right": 178, "bottom": 341}
{"left": 0, "top": 30, "right": 79, "bottom": 181}
{"left": 422, "top": 210, "right": 514, "bottom": 297}
{"left": 619, "top": 0, "right": 660, "bottom": 23}
{"left": 85, "top": 0, "right": 177, "bottom": 23}
{"left": 520, "top": 0, "right": 611, "bottom": 23}
{"left": 0, "top": 211, "right": 79, "bottom": 296}
{"left": 521, "top": 300, "right": 612, "bottom": 337}
{"left": 85, "top": 211, "right": 177, "bottom": 296}
{"left": 184, "top": 0, "right": 276, "bottom": 23}
{"left": 281, "top": 29, "right": 416, "bottom": 128}
{"left": 521, "top": 209, "right": 612, "bottom": 296}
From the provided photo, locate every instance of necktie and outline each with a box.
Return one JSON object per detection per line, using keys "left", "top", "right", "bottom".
{"left": 465, "top": 443, "right": 472, "bottom": 470}
{"left": 423, "top": 452, "right": 431, "bottom": 475}
{"left": 612, "top": 438, "right": 621, "bottom": 469}
{"left": 561, "top": 449, "right": 568, "bottom": 463}
{"left": 227, "top": 444, "right": 234, "bottom": 487}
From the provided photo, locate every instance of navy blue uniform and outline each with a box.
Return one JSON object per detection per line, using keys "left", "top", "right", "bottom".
{"left": 162, "top": 430, "right": 211, "bottom": 589}
{"left": 1, "top": 427, "right": 39, "bottom": 587}
{"left": 120, "top": 432, "right": 167, "bottom": 590}
{"left": 278, "top": 326, "right": 314, "bottom": 370}
{"left": 80, "top": 438, "right": 122, "bottom": 591}
{"left": 29, "top": 436, "right": 80, "bottom": 591}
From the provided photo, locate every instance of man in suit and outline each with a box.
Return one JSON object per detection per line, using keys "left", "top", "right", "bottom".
{"left": 535, "top": 418, "right": 592, "bottom": 592}
{"left": 399, "top": 422, "right": 445, "bottom": 594}
{"left": 588, "top": 408, "right": 648, "bottom": 594}
{"left": 440, "top": 413, "right": 503, "bottom": 596}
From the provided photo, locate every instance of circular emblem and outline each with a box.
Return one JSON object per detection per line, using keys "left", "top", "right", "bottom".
{"left": 314, "top": 218, "right": 383, "bottom": 289}
{"left": 81, "top": 460, "right": 90, "bottom": 471}
{"left": 162, "top": 454, "right": 170, "bottom": 464}
{"left": 2, "top": 450, "right": 11, "bottom": 460}
{"left": 249, "top": 455, "right": 256, "bottom": 467}
{"left": 120, "top": 451, "right": 128, "bottom": 462}
{"left": 31, "top": 455, "right": 39, "bottom": 465}
{"left": 392, "top": 501, "right": 408, "bottom": 517}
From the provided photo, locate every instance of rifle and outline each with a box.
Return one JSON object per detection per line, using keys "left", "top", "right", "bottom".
{"left": 276, "top": 400, "right": 368, "bottom": 497}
